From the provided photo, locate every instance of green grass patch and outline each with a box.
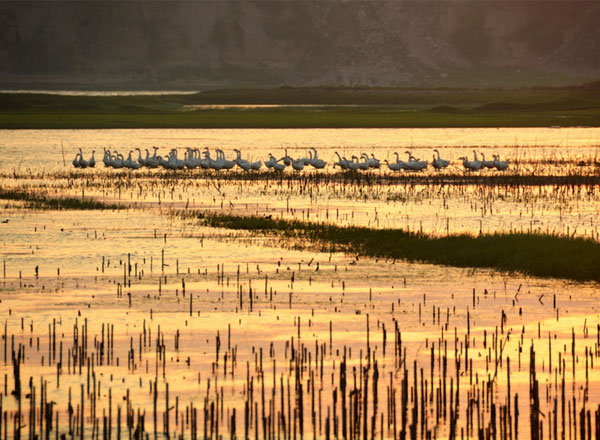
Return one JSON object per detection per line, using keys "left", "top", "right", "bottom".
{"left": 2, "top": 107, "right": 600, "bottom": 129}
{"left": 1, "top": 85, "right": 599, "bottom": 128}
{"left": 203, "top": 214, "right": 600, "bottom": 282}
{"left": 0, "top": 187, "right": 122, "bottom": 210}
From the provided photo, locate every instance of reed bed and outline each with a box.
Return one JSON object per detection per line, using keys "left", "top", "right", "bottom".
{"left": 0, "top": 187, "right": 122, "bottom": 211}
{"left": 201, "top": 214, "right": 600, "bottom": 282}
{"left": 2, "top": 124, "right": 600, "bottom": 440}
{"left": 2, "top": 164, "right": 599, "bottom": 241}
{"left": 0, "top": 226, "right": 599, "bottom": 440}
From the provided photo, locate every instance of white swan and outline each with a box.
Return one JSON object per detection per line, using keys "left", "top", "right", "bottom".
{"left": 168, "top": 149, "right": 186, "bottom": 170}
{"left": 124, "top": 151, "right": 142, "bottom": 169}
{"left": 234, "top": 149, "right": 253, "bottom": 171}
{"left": 300, "top": 151, "right": 311, "bottom": 166}
{"left": 346, "top": 156, "right": 360, "bottom": 171}
{"left": 385, "top": 159, "right": 402, "bottom": 171}
{"left": 72, "top": 152, "right": 81, "bottom": 168}
{"left": 283, "top": 151, "right": 306, "bottom": 171}
{"left": 353, "top": 155, "right": 369, "bottom": 171}
{"left": 88, "top": 151, "right": 96, "bottom": 168}
{"left": 388, "top": 152, "right": 410, "bottom": 171}
{"left": 363, "top": 153, "right": 380, "bottom": 169}
{"left": 403, "top": 151, "right": 428, "bottom": 171}
{"left": 102, "top": 149, "right": 112, "bottom": 167}
{"left": 471, "top": 151, "right": 483, "bottom": 170}
{"left": 431, "top": 149, "right": 450, "bottom": 170}
{"left": 111, "top": 152, "right": 125, "bottom": 169}
{"left": 309, "top": 148, "right": 327, "bottom": 169}
{"left": 480, "top": 152, "right": 495, "bottom": 169}
{"left": 233, "top": 149, "right": 262, "bottom": 171}
{"left": 333, "top": 152, "right": 350, "bottom": 170}
{"left": 265, "top": 154, "right": 287, "bottom": 171}
{"left": 293, "top": 158, "right": 305, "bottom": 171}
{"left": 135, "top": 148, "right": 146, "bottom": 167}
{"left": 216, "top": 149, "right": 236, "bottom": 170}
{"left": 190, "top": 148, "right": 205, "bottom": 168}
{"left": 192, "top": 149, "right": 207, "bottom": 169}
{"left": 144, "top": 148, "right": 160, "bottom": 168}
{"left": 204, "top": 150, "right": 222, "bottom": 170}
{"left": 493, "top": 155, "right": 510, "bottom": 171}
{"left": 459, "top": 155, "right": 482, "bottom": 171}
{"left": 157, "top": 155, "right": 171, "bottom": 170}
{"left": 77, "top": 149, "right": 89, "bottom": 168}
{"left": 249, "top": 159, "right": 262, "bottom": 170}
{"left": 265, "top": 154, "right": 278, "bottom": 169}
{"left": 183, "top": 148, "right": 197, "bottom": 169}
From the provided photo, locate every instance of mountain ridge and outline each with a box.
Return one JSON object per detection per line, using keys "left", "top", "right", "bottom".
{"left": 0, "top": 1, "right": 598, "bottom": 89}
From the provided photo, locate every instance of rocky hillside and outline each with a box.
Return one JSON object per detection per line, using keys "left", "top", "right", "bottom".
{"left": 0, "top": 0, "right": 598, "bottom": 89}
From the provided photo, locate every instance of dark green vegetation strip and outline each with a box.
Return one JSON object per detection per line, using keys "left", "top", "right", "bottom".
{"left": 0, "top": 187, "right": 121, "bottom": 210}
{"left": 1, "top": 84, "right": 599, "bottom": 128}
{"left": 47, "top": 170, "right": 598, "bottom": 187}
{"left": 205, "top": 214, "right": 600, "bottom": 282}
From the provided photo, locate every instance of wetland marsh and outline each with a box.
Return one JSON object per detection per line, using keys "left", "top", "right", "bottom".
{"left": 1, "top": 126, "right": 600, "bottom": 440}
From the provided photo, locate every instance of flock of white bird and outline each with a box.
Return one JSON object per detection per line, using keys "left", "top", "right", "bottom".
{"left": 71, "top": 147, "right": 510, "bottom": 172}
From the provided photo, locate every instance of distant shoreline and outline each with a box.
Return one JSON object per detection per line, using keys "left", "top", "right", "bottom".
{"left": 0, "top": 89, "right": 200, "bottom": 97}
{"left": 1, "top": 85, "right": 598, "bottom": 129}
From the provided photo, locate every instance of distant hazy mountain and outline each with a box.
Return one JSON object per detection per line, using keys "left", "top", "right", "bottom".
{"left": 0, "top": 1, "right": 598, "bottom": 90}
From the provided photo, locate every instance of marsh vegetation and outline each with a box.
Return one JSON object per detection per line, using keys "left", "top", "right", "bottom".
{"left": 0, "top": 127, "right": 599, "bottom": 439}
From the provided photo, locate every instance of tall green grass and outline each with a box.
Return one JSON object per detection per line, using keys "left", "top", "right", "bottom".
{"left": 0, "top": 187, "right": 121, "bottom": 210}
{"left": 204, "top": 214, "right": 600, "bottom": 282}
{"left": 2, "top": 107, "right": 599, "bottom": 129}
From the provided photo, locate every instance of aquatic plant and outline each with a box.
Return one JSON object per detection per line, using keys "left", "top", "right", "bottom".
{"left": 203, "top": 214, "right": 600, "bottom": 282}
{"left": 0, "top": 187, "right": 122, "bottom": 210}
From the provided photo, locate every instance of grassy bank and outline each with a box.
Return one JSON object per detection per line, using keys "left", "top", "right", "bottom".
{"left": 2, "top": 107, "right": 599, "bottom": 129}
{"left": 0, "top": 187, "right": 122, "bottom": 210}
{"left": 1, "top": 85, "right": 599, "bottom": 128}
{"left": 204, "top": 214, "right": 600, "bottom": 282}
